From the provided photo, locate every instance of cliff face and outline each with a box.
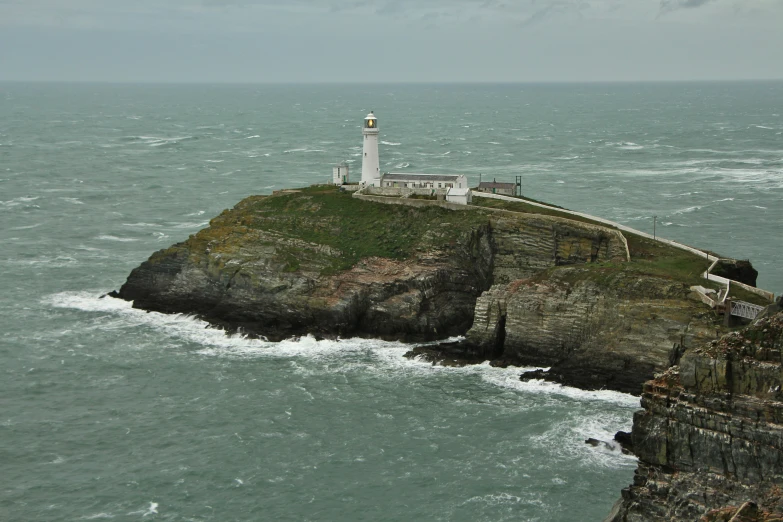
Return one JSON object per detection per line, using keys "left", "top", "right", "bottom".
{"left": 117, "top": 188, "right": 626, "bottom": 342}
{"left": 606, "top": 312, "right": 783, "bottom": 521}
{"left": 465, "top": 273, "right": 716, "bottom": 394}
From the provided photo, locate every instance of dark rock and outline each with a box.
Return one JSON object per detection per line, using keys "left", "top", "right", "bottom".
{"left": 711, "top": 259, "right": 758, "bottom": 287}
{"left": 519, "top": 369, "right": 549, "bottom": 382}
{"left": 613, "top": 431, "right": 633, "bottom": 454}
{"left": 605, "top": 312, "right": 783, "bottom": 521}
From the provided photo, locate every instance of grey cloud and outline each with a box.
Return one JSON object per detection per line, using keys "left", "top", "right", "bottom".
{"left": 659, "top": 0, "right": 717, "bottom": 15}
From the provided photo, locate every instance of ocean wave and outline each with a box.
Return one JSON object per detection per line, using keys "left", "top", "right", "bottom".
{"left": 283, "top": 148, "right": 326, "bottom": 154}
{"left": 6, "top": 255, "right": 78, "bottom": 267}
{"left": 672, "top": 205, "right": 701, "bottom": 215}
{"left": 381, "top": 141, "right": 401, "bottom": 146}
{"left": 95, "top": 235, "right": 139, "bottom": 242}
{"left": 171, "top": 221, "right": 209, "bottom": 229}
{"left": 527, "top": 412, "right": 638, "bottom": 469}
{"left": 122, "top": 222, "right": 162, "bottom": 228}
{"left": 46, "top": 291, "right": 641, "bottom": 410}
{"left": 125, "top": 135, "right": 196, "bottom": 147}
{"left": 10, "top": 223, "right": 42, "bottom": 230}
{"left": 1, "top": 196, "right": 40, "bottom": 208}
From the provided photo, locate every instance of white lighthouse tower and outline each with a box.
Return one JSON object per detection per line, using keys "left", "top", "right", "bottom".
{"left": 361, "top": 111, "right": 380, "bottom": 186}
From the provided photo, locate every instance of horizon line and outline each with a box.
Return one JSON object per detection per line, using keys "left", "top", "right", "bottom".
{"left": 2, "top": 78, "right": 783, "bottom": 87}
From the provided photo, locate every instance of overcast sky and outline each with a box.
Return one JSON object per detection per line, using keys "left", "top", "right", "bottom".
{"left": 1, "top": 0, "right": 782, "bottom": 83}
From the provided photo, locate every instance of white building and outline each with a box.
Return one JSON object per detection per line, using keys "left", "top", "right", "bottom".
{"left": 332, "top": 163, "right": 349, "bottom": 185}
{"left": 446, "top": 187, "right": 473, "bottom": 205}
{"left": 379, "top": 173, "right": 468, "bottom": 190}
{"left": 361, "top": 112, "right": 380, "bottom": 186}
{"left": 354, "top": 112, "right": 471, "bottom": 202}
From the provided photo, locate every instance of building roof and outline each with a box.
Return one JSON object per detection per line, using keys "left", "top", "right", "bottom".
{"left": 447, "top": 187, "right": 471, "bottom": 196}
{"left": 382, "top": 173, "right": 463, "bottom": 182}
{"left": 478, "top": 181, "right": 516, "bottom": 189}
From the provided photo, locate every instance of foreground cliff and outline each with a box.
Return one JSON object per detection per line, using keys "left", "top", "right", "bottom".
{"left": 606, "top": 311, "right": 783, "bottom": 521}
{"left": 116, "top": 185, "right": 734, "bottom": 393}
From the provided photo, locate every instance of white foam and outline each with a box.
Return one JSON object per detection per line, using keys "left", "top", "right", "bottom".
{"left": 134, "top": 136, "right": 193, "bottom": 147}
{"left": 10, "top": 223, "right": 42, "bottom": 230}
{"left": 81, "top": 513, "right": 115, "bottom": 520}
{"left": 0, "top": 196, "right": 40, "bottom": 208}
{"left": 60, "top": 197, "right": 84, "bottom": 205}
{"left": 381, "top": 141, "right": 401, "bottom": 146}
{"left": 127, "top": 502, "right": 158, "bottom": 517}
{"left": 672, "top": 205, "right": 701, "bottom": 215}
{"left": 122, "top": 223, "right": 161, "bottom": 228}
{"left": 47, "top": 292, "right": 641, "bottom": 410}
{"left": 171, "top": 222, "right": 208, "bottom": 229}
{"left": 96, "top": 235, "right": 138, "bottom": 242}
{"left": 463, "top": 492, "right": 528, "bottom": 506}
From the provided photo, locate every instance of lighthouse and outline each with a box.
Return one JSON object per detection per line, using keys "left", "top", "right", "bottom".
{"left": 361, "top": 112, "right": 380, "bottom": 186}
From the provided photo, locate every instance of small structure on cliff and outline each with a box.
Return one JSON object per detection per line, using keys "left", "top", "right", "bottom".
{"left": 477, "top": 179, "right": 518, "bottom": 196}
{"left": 332, "top": 163, "right": 349, "bottom": 185}
{"left": 446, "top": 187, "right": 472, "bottom": 205}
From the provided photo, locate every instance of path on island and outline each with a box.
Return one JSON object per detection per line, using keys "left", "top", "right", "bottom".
{"left": 471, "top": 192, "right": 775, "bottom": 316}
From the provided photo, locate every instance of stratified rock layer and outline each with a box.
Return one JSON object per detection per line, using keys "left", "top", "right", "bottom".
{"left": 465, "top": 272, "right": 716, "bottom": 393}
{"left": 606, "top": 312, "right": 783, "bottom": 521}
{"left": 117, "top": 189, "right": 627, "bottom": 342}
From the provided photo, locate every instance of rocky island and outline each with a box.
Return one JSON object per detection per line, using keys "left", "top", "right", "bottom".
{"left": 113, "top": 185, "right": 780, "bottom": 520}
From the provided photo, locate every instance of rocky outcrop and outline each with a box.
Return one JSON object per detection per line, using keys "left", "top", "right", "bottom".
{"left": 606, "top": 312, "right": 783, "bottom": 521}
{"left": 115, "top": 188, "right": 627, "bottom": 342}
{"left": 461, "top": 271, "right": 717, "bottom": 394}
{"left": 712, "top": 259, "right": 759, "bottom": 288}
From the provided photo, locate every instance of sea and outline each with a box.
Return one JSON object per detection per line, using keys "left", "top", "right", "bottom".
{"left": 1, "top": 82, "right": 781, "bottom": 521}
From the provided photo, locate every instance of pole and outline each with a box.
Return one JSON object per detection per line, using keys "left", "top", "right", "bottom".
{"left": 653, "top": 215, "right": 657, "bottom": 240}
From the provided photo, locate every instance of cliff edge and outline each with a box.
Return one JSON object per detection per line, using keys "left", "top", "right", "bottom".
{"left": 606, "top": 310, "right": 783, "bottom": 521}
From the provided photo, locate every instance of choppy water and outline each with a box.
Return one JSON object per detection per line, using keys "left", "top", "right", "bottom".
{"left": 1, "top": 82, "right": 781, "bottom": 521}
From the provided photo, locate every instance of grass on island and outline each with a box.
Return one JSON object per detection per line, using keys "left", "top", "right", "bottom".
{"left": 218, "top": 185, "right": 490, "bottom": 274}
